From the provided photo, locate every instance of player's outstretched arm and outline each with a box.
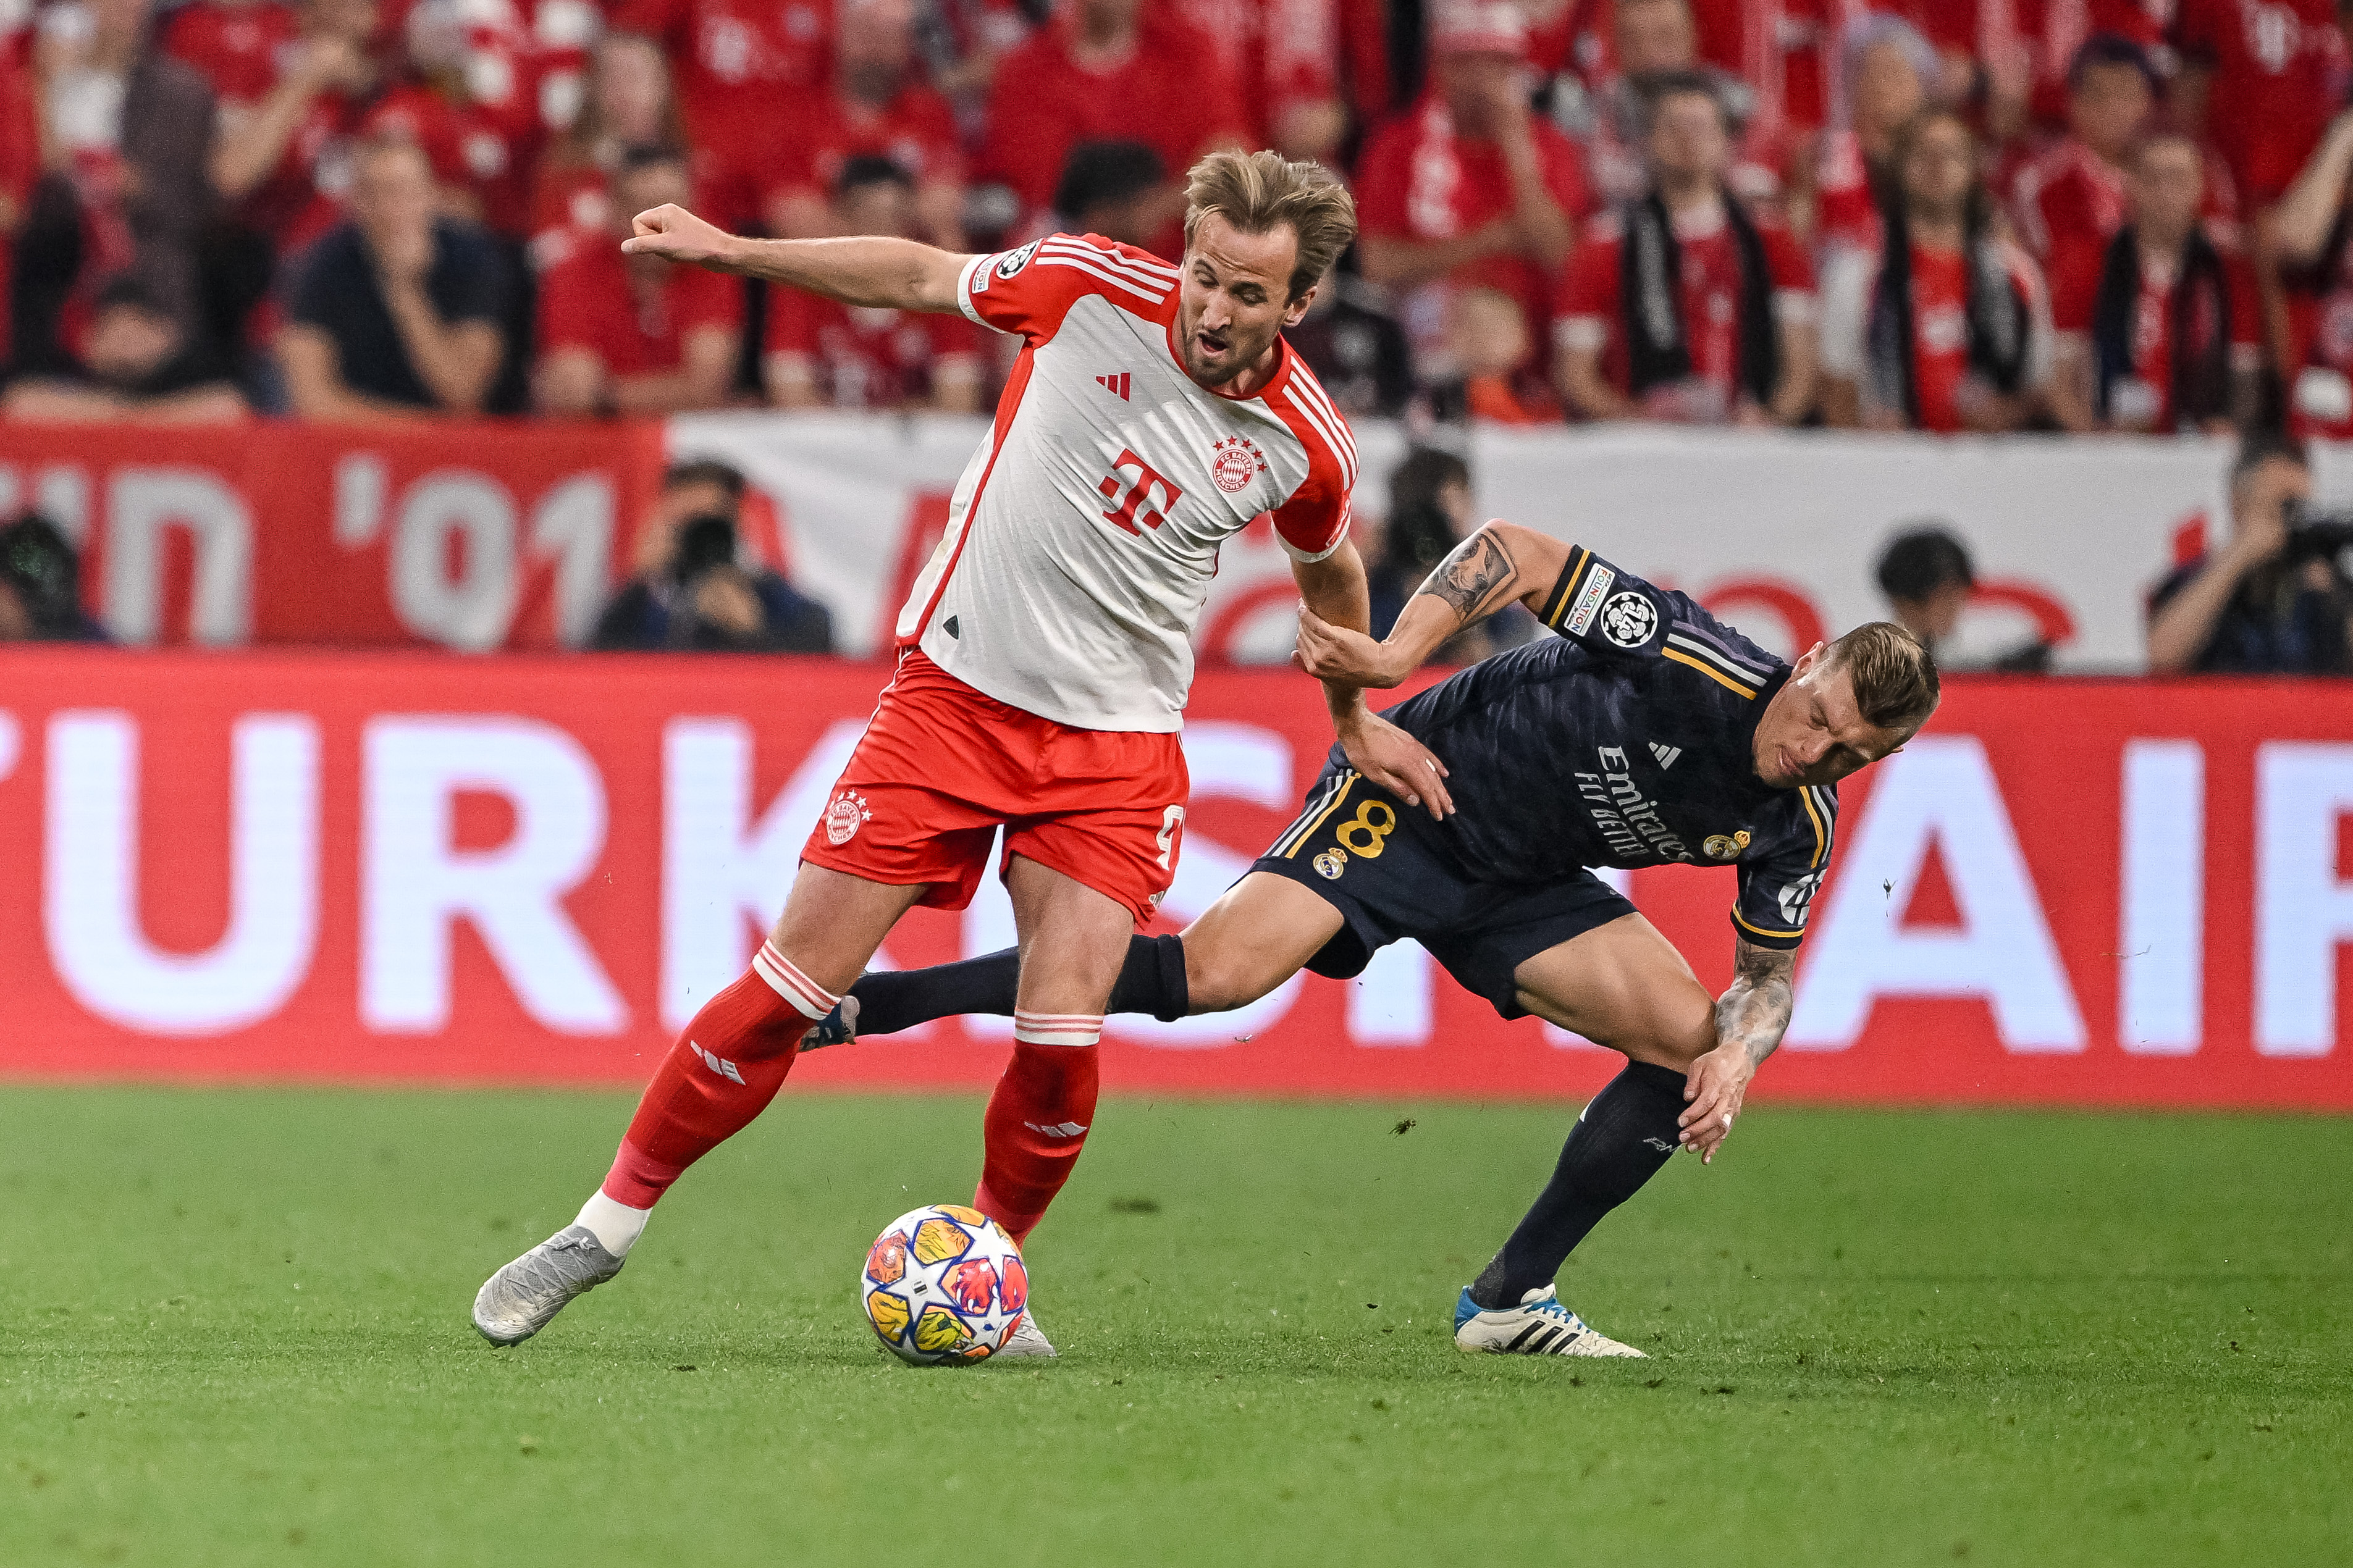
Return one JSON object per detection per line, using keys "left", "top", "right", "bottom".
{"left": 620, "top": 204, "right": 970, "bottom": 313}
{"left": 1292, "top": 540, "right": 1456, "bottom": 820}
{"left": 1677, "top": 937, "right": 1798, "bottom": 1164}
{"left": 1294, "top": 521, "right": 1574, "bottom": 687}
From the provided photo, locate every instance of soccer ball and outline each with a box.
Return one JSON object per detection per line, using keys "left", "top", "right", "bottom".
{"left": 860, "top": 1204, "right": 1029, "bottom": 1365}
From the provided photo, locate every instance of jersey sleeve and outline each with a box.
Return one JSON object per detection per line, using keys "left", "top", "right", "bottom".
{"left": 956, "top": 232, "right": 1175, "bottom": 343}
{"left": 1534, "top": 547, "right": 1782, "bottom": 694}
{"left": 1731, "top": 786, "right": 1836, "bottom": 950}
{"left": 1265, "top": 366, "right": 1357, "bottom": 561}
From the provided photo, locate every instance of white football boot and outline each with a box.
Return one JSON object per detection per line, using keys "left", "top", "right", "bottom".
{"left": 992, "top": 1309, "right": 1058, "bottom": 1359}
{"left": 473, "top": 1225, "right": 625, "bottom": 1345}
{"left": 1452, "top": 1285, "right": 1646, "bottom": 1358}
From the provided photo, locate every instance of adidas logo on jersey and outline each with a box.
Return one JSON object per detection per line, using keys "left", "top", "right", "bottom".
{"left": 1096, "top": 372, "right": 1131, "bottom": 400}
{"left": 1649, "top": 742, "right": 1682, "bottom": 769}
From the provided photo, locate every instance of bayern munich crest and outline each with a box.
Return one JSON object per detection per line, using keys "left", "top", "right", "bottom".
{"left": 1210, "top": 435, "right": 1268, "bottom": 495}
{"left": 824, "top": 789, "right": 873, "bottom": 845}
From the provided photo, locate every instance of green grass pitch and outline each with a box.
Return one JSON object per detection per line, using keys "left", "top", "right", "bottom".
{"left": 2, "top": 1087, "right": 2348, "bottom": 1567}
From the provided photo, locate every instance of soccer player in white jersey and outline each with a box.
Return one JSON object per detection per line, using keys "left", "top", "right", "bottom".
{"left": 473, "top": 151, "right": 1449, "bottom": 1356}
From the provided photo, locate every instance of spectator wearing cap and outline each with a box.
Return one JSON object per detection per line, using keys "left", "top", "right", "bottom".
{"left": 978, "top": 0, "right": 1248, "bottom": 232}
{"left": 2008, "top": 35, "right": 2157, "bottom": 269}
{"left": 2050, "top": 130, "right": 2254, "bottom": 436}
{"left": 278, "top": 135, "right": 511, "bottom": 421}
{"left": 1554, "top": 70, "right": 1816, "bottom": 426}
{"left": 763, "top": 157, "right": 985, "bottom": 411}
{"left": 1803, "top": 14, "right": 1937, "bottom": 254}
{"left": 1820, "top": 108, "right": 2052, "bottom": 434}
{"left": 760, "top": 0, "right": 967, "bottom": 249}
{"left": 4, "top": 272, "right": 247, "bottom": 421}
{"left": 592, "top": 460, "right": 835, "bottom": 653}
{"left": 1875, "top": 524, "right": 1975, "bottom": 658}
{"left": 536, "top": 144, "right": 743, "bottom": 416}
{"left": 1354, "top": 2, "right": 1587, "bottom": 385}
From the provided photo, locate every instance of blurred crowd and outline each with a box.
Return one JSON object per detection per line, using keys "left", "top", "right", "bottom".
{"left": 8, "top": 0, "right": 2353, "bottom": 435}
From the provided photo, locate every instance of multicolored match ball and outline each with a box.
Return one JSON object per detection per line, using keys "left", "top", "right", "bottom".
{"left": 861, "top": 1204, "right": 1029, "bottom": 1365}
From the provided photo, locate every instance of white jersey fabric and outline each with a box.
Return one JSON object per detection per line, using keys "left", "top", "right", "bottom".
{"left": 893, "top": 232, "right": 1359, "bottom": 732}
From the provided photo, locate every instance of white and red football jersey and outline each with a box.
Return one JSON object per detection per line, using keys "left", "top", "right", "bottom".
{"left": 901, "top": 232, "right": 1358, "bottom": 734}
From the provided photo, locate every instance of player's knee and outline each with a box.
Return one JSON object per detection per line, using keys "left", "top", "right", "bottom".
{"left": 1184, "top": 948, "right": 1280, "bottom": 1014}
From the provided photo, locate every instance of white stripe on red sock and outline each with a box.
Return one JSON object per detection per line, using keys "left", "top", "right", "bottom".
{"left": 751, "top": 942, "right": 840, "bottom": 1021}
{"left": 1013, "top": 1010, "right": 1103, "bottom": 1047}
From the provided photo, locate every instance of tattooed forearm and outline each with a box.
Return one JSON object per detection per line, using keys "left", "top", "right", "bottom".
{"left": 1410, "top": 528, "right": 1519, "bottom": 626}
{"left": 1714, "top": 937, "right": 1797, "bottom": 1072}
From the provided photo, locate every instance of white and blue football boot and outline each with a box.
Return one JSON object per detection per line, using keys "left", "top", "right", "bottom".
{"left": 1453, "top": 1285, "right": 1646, "bottom": 1358}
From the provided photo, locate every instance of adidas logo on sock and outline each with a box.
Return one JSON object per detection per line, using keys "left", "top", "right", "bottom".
{"left": 1024, "top": 1120, "right": 1090, "bottom": 1138}
{"left": 1096, "top": 372, "right": 1130, "bottom": 400}
{"left": 1649, "top": 742, "right": 1681, "bottom": 769}
{"left": 691, "top": 1041, "right": 744, "bottom": 1085}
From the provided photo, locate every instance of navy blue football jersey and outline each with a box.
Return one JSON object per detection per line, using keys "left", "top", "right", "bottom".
{"left": 1354, "top": 548, "right": 1838, "bottom": 950}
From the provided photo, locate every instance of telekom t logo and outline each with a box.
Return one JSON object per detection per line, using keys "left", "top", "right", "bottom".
{"left": 1097, "top": 448, "right": 1184, "bottom": 535}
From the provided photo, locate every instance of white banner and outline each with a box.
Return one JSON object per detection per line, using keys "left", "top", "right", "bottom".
{"left": 668, "top": 415, "right": 2349, "bottom": 671}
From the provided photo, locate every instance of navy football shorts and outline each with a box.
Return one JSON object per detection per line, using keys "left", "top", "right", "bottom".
{"left": 1248, "top": 763, "right": 1638, "bottom": 1021}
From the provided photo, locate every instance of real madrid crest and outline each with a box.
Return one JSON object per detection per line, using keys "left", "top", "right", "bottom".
{"left": 1313, "top": 847, "right": 1347, "bottom": 879}
{"left": 1703, "top": 829, "right": 1753, "bottom": 861}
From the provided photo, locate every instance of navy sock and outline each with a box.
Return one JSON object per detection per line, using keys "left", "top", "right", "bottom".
{"left": 1469, "top": 1060, "right": 1687, "bottom": 1309}
{"left": 847, "top": 934, "right": 1189, "bottom": 1036}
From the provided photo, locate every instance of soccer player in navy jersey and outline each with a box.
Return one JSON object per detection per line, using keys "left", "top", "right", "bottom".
{"left": 809, "top": 524, "right": 1940, "bottom": 1357}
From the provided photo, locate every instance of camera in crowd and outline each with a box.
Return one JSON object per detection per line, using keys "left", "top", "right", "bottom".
{"left": 2282, "top": 499, "right": 2353, "bottom": 582}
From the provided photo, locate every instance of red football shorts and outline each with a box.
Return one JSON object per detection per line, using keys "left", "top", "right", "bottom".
{"left": 801, "top": 650, "right": 1189, "bottom": 924}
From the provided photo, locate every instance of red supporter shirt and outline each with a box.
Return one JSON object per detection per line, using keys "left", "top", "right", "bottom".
{"left": 537, "top": 229, "right": 744, "bottom": 377}
{"left": 608, "top": 0, "right": 833, "bottom": 199}
{"left": 1355, "top": 93, "right": 1592, "bottom": 347}
{"left": 0, "top": 54, "right": 35, "bottom": 365}
{"left": 2049, "top": 237, "right": 2255, "bottom": 429}
{"left": 162, "top": 1, "right": 299, "bottom": 103}
{"left": 764, "top": 287, "right": 985, "bottom": 408}
{"left": 979, "top": 13, "right": 1249, "bottom": 213}
{"left": 1171, "top": 0, "right": 1337, "bottom": 141}
{"left": 1555, "top": 205, "right": 1814, "bottom": 406}
{"left": 2173, "top": 0, "right": 2346, "bottom": 205}
{"left": 1904, "top": 247, "right": 1978, "bottom": 434}
{"left": 762, "top": 83, "right": 964, "bottom": 209}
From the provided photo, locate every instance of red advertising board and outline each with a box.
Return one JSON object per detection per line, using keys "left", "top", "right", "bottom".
{"left": 1, "top": 422, "right": 667, "bottom": 651}
{"left": 2, "top": 646, "right": 2350, "bottom": 1105}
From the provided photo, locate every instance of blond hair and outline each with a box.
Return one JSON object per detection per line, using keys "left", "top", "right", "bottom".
{"left": 1827, "top": 621, "right": 1941, "bottom": 732}
{"left": 1183, "top": 149, "right": 1358, "bottom": 301}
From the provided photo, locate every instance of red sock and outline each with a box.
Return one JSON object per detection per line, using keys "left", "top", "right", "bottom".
{"left": 602, "top": 942, "right": 839, "bottom": 1209}
{"left": 972, "top": 1013, "right": 1103, "bottom": 1244}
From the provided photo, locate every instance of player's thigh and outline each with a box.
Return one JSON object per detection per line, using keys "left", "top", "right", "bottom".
{"left": 1509, "top": 913, "right": 1717, "bottom": 1071}
{"left": 768, "top": 863, "right": 931, "bottom": 995}
{"left": 1177, "top": 872, "right": 1347, "bottom": 1012}
{"left": 1004, "top": 852, "right": 1139, "bottom": 1017}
